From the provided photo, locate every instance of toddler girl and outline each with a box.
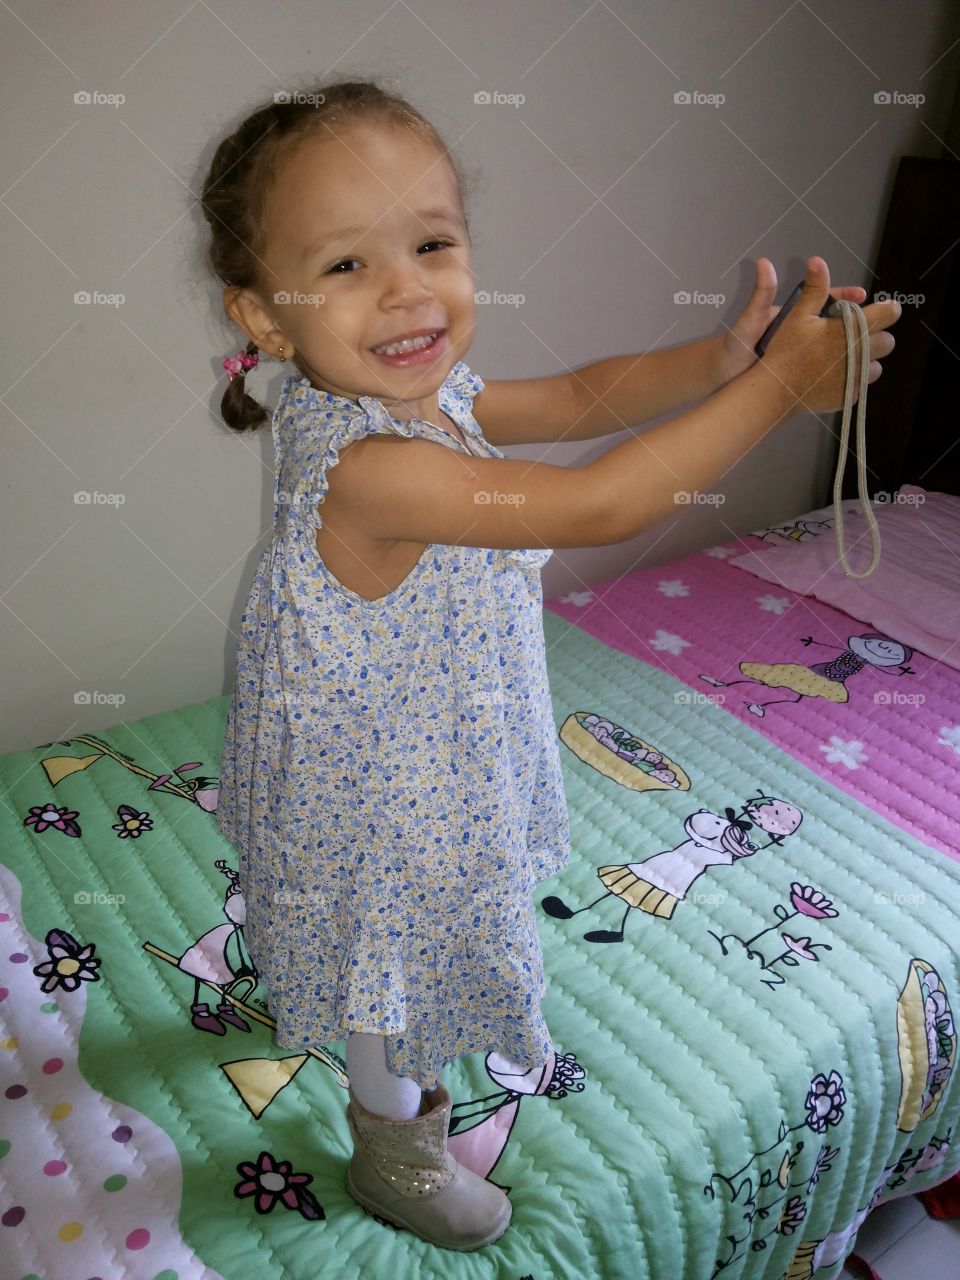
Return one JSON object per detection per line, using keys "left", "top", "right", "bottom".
{"left": 201, "top": 77, "right": 899, "bottom": 1252}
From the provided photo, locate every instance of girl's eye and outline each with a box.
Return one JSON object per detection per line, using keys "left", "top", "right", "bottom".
{"left": 325, "top": 240, "right": 454, "bottom": 275}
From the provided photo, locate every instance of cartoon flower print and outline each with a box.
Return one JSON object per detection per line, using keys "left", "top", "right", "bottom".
{"left": 32, "top": 929, "right": 101, "bottom": 992}
{"left": 112, "top": 803, "right": 153, "bottom": 838}
{"left": 23, "top": 804, "right": 81, "bottom": 837}
{"left": 789, "top": 883, "right": 839, "bottom": 919}
{"left": 782, "top": 935, "right": 820, "bottom": 961}
{"left": 777, "top": 1195, "right": 807, "bottom": 1236}
{"left": 805, "top": 1071, "right": 846, "bottom": 1133}
{"left": 234, "top": 1151, "right": 324, "bottom": 1220}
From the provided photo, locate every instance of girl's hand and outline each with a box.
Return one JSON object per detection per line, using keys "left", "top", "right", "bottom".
{"left": 717, "top": 256, "right": 870, "bottom": 385}
{"left": 761, "top": 257, "right": 901, "bottom": 414}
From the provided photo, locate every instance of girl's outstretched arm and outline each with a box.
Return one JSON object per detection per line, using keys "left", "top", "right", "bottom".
{"left": 473, "top": 333, "right": 726, "bottom": 447}
{"left": 327, "top": 258, "right": 899, "bottom": 553}
{"left": 566, "top": 332, "right": 728, "bottom": 440}
{"left": 473, "top": 258, "right": 870, "bottom": 447}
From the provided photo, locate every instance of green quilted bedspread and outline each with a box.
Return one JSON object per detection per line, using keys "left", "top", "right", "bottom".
{"left": 1, "top": 610, "right": 957, "bottom": 1280}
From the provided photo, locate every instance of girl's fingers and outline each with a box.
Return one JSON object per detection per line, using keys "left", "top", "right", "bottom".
{"left": 874, "top": 331, "right": 895, "bottom": 357}
{"left": 756, "top": 257, "right": 777, "bottom": 290}
{"left": 865, "top": 331, "right": 892, "bottom": 354}
{"left": 859, "top": 300, "right": 902, "bottom": 332}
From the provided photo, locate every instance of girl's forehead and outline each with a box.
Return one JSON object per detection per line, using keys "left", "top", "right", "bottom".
{"left": 268, "top": 127, "right": 463, "bottom": 258}
{"left": 290, "top": 124, "right": 453, "bottom": 194}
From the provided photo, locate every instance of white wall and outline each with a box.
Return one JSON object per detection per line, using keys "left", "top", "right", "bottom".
{"left": 2, "top": 0, "right": 958, "bottom": 753}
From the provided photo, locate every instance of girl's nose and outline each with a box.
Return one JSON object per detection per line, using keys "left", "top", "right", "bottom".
{"left": 380, "top": 264, "right": 433, "bottom": 307}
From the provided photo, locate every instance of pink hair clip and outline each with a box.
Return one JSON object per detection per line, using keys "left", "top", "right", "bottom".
{"left": 223, "top": 350, "right": 259, "bottom": 381}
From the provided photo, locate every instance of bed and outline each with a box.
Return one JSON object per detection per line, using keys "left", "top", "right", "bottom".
{"left": 2, "top": 480, "right": 958, "bottom": 1280}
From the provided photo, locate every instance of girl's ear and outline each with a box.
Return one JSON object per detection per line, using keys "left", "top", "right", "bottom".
{"left": 224, "top": 286, "right": 285, "bottom": 355}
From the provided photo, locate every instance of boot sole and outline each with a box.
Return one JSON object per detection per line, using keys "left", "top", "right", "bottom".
{"left": 345, "top": 1166, "right": 511, "bottom": 1251}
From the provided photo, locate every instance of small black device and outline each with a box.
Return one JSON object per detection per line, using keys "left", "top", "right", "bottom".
{"left": 755, "top": 281, "right": 844, "bottom": 358}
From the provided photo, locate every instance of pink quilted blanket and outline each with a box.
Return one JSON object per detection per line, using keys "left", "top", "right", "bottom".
{"left": 545, "top": 526, "right": 959, "bottom": 865}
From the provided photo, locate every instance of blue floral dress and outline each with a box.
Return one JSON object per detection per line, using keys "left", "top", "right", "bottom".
{"left": 215, "top": 360, "right": 571, "bottom": 1089}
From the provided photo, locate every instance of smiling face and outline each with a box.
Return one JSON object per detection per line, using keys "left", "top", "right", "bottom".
{"left": 229, "top": 120, "right": 477, "bottom": 423}
{"left": 849, "top": 634, "right": 908, "bottom": 666}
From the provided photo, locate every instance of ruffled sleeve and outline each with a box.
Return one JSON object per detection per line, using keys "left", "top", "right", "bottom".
{"left": 445, "top": 359, "right": 485, "bottom": 401}
{"left": 439, "top": 361, "right": 491, "bottom": 452}
{"left": 273, "top": 363, "right": 553, "bottom": 574}
{"left": 299, "top": 364, "right": 489, "bottom": 535}
{"left": 271, "top": 371, "right": 434, "bottom": 537}
{"left": 442, "top": 361, "right": 554, "bottom": 573}
{"left": 307, "top": 402, "right": 417, "bottom": 533}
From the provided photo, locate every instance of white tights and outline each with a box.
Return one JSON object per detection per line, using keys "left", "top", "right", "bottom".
{"left": 345, "top": 1030, "right": 544, "bottom": 1120}
{"left": 345, "top": 1032, "right": 424, "bottom": 1120}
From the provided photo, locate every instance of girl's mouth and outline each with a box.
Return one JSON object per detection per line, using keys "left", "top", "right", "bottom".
{"left": 370, "top": 330, "right": 447, "bottom": 367}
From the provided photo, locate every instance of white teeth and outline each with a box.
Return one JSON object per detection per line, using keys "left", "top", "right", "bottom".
{"left": 374, "top": 332, "right": 438, "bottom": 356}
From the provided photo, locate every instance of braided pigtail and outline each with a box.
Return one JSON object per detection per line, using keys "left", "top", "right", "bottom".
{"left": 221, "top": 340, "right": 272, "bottom": 433}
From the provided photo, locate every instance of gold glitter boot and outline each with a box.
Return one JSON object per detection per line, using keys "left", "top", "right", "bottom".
{"left": 345, "top": 1080, "right": 512, "bottom": 1250}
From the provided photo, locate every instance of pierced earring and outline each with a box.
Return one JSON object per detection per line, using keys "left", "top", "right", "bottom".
{"left": 277, "top": 346, "right": 285, "bottom": 361}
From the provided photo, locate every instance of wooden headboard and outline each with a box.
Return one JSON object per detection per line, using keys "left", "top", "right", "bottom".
{"left": 825, "top": 74, "right": 960, "bottom": 504}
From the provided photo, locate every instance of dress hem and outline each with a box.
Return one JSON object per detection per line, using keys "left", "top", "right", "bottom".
{"left": 273, "top": 1023, "right": 554, "bottom": 1091}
